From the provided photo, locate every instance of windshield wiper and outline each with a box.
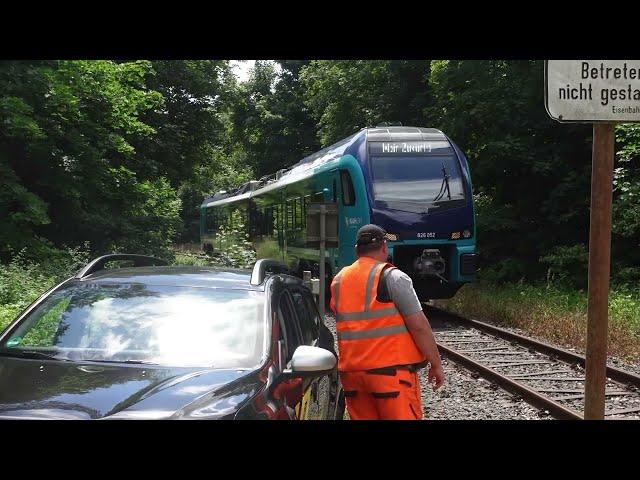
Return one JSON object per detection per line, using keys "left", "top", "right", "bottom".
{"left": 82, "top": 359, "right": 159, "bottom": 365}
{"left": 0, "top": 349, "right": 73, "bottom": 362}
{"left": 432, "top": 163, "right": 452, "bottom": 202}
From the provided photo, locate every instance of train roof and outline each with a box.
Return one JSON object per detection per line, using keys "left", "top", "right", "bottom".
{"left": 201, "top": 126, "right": 447, "bottom": 207}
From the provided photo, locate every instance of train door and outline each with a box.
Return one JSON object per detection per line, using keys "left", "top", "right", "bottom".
{"left": 335, "top": 168, "right": 362, "bottom": 269}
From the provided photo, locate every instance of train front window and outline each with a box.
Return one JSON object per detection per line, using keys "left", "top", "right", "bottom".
{"left": 370, "top": 155, "right": 465, "bottom": 205}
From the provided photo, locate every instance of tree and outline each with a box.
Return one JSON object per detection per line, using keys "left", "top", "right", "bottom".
{"left": 141, "top": 60, "right": 245, "bottom": 241}
{"left": 0, "top": 60, "right": 171, "bottom": 257}
{"left": 300, "top": 60, "right": 433, "bottom": 146}
{"left": 611, "top": 123, "right": 640, "bottom": 284}
{"left": 228, "top": 60, "right": 320, "bottom": 177}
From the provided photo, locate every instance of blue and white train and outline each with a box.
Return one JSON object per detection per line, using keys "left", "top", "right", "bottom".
{"left": 200, "top": 126, "right": 478, "bottom": 300}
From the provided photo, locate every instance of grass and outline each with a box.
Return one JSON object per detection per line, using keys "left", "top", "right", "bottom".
{"left": 0, "top": 256, "right": 68, "bottom": 334}
{"left": 436, "top": 282, "right": 640, "bottom": 363}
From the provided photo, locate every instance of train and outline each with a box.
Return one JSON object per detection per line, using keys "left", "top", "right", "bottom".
{"left": 200, "top": 126, "right": 477, "bottom": 300}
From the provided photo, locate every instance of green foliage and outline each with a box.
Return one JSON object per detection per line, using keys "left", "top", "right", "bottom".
{"left": 608, "top": 288, "right": 640, "bottom": 332}
{"left": 213, "top": 210, "right": 256, "bottom": 269}
{"left": 228, "top": 60, "right": 320, "bottom": 176}
{"left": 0, "top": 60, "right": 174, "bottom": 257}
{"left": 540, "top": 244, "right": 589, "bottom": 289}
{"left": 172, "top": 251, "right": 214, "bottom": 267}
{"left": 0, "top": 244, "right": 91, "bottom": 333}
{"left": 300, "top": 60, "right": 432, "bottom": 146}
{"left": 105, "top": 175, "right": 182, "bottom": 259}
{"left": 255, "top": 239, "right": 281, "bottom": 261}
{"left": 178, "top": 143, "right": 253, "bottom": 242}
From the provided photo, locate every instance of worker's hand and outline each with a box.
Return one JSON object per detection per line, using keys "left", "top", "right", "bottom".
{"left": 427, "top": 363, "right": 445, "bottom": 391}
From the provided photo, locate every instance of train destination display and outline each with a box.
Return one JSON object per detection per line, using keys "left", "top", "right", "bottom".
{"left": 369, "top": 141, "right": 452, "bottom": 155}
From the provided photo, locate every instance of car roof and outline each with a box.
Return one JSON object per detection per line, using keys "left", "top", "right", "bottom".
{"left": 76, "top": 265, "right": 266, "bottom": 291}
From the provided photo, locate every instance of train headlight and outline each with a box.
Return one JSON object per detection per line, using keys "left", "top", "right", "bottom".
{"left": 463, "top": 229, "right": 472, "bottom": 238}
{"left": 450, "top": 231, "right": 461, "bottom": 240}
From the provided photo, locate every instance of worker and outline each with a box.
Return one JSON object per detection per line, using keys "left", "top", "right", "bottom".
{"left": 330, "top": 224, "right": 445, "bottom": 420}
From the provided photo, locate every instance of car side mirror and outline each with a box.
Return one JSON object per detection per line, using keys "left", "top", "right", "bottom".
{"left": 280, "top": 345, "right": 337, "bottom": 381}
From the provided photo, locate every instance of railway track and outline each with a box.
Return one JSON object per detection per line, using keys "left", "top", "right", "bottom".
{"left": 426, "top": 306, "right": 640, "bottom": 420}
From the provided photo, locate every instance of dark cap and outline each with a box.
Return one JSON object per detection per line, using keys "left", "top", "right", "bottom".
{"left": 355, "top": 224, "right": 387, "bottom": 247}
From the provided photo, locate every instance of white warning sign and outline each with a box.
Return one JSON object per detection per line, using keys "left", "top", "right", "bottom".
{"left": 545, "top": 60, "right": 640, "bottom": 122}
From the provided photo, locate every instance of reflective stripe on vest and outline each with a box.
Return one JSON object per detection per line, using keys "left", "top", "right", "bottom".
{"left": 337, "top": 324, "right": 408, "bottom": 340}
{"left": 336, "top": 306, "right": 399, "bottom": 322}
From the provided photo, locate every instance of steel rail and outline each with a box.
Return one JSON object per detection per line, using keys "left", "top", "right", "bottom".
{"left": 426, "top": 306, "right": 640, "bottom": 387}
{"left": 435, "top": 343, "right": 584, "bottom": 420}
{"left": 426, "top": 305, "right": 640, "bottom": 420}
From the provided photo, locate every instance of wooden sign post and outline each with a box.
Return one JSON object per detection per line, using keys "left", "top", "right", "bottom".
{"left": 306, "top": 203, "right": 338, "bottom": 319}
{"left": 545, "top": 60, "right": 640, "bottom": 419}
{"left": 584, "top": 123, "right": 615, "bottom": 419}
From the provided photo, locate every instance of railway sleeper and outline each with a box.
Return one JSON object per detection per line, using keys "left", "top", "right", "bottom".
{"left": 508, "top": 369, "right": 576, "bottom": 378}
{"left": 552, "top": 391, "right": 636, "bottom": 402}
{"left": 489, "top": 361, "right": 555, "bottom": 367}
{"left": 604, "top": 406, "right": 640, "bottom": 417}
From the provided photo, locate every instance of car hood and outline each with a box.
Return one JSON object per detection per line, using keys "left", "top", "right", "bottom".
{"left": 0, "top": 357, "right": 262, "bottom": 419}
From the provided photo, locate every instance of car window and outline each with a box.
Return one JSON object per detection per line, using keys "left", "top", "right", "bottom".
{"left": 277, "top": 292, "right": 303, "bottom": 364}
{"left": 291, "top": 290, "right": 319, "bottom": 345}
{"left": 0, "top": 283, "right": 266, "bottom": 369}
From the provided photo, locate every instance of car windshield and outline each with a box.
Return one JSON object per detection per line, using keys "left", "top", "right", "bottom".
{"left": 0, "top": 283, "right": 266, "bottom": 369}
{"left": 370, "top": 155, "right": 465, "bottom": 204}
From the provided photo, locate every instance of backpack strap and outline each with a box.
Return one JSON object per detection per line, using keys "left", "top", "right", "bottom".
{"left": 376, "top": 265, "right": 397, "bottom": 303}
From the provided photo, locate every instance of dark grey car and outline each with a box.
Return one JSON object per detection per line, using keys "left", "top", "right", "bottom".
{"left": 0, "top": 255, "right": 344, "bottom": 420}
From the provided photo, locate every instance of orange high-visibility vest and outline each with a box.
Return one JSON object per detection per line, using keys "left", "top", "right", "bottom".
{"left": 330, "top": 256, "right": 426, "bottom": 372}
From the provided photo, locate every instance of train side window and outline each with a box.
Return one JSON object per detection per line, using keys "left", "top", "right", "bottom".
{"left": 205, "top": 210, "right": 216, "bottom": 231}
{"left": 263, "top": 207, "right": 270, "bottom": 236}
{"left": 332, "top": 179, "right": 337, "bottom": 203}
{"left": 340, "top": 170, "right": 356, "bottom": 206}
{"left": 286, "top": 200, "right": 294, "bottom": 231}
{"left": 268, "top": 207, "right": 274, "bottom": 235}
{"left": 295, "top": 198, "right": 304, "bottom": 231}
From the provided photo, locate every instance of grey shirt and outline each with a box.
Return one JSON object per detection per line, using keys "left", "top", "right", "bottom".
{"left": 385, "top": 268, "right": 423, "bottom": 316}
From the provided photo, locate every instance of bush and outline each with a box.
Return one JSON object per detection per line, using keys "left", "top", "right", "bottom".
{"left": 479, "top": 258, "right": 528, "bottom": 284}
{"left": 172, "top": 251, "right": 214, "bottom": 267}
{"left": 213, "top": 224, "right": 256, "bottom": 269}
{"left": 208, "top": 211, "right": 256, "bottom": 269}
{"left": 255, "top": 239, "right": 281, "bottom": 262}
{"left": 0, "top": 243, "right": 91, "bottom": 332}
{"left": 540, "top": 244, "right": 589, "bottom": 289}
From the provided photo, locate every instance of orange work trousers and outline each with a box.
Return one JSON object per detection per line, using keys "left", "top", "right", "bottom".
{"left": 340, "top": 368, "right": 423, "bottom": 420}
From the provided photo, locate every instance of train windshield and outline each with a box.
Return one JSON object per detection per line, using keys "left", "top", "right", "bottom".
{"left": 370, "top": 155, "right": 465, "bottom": 207}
